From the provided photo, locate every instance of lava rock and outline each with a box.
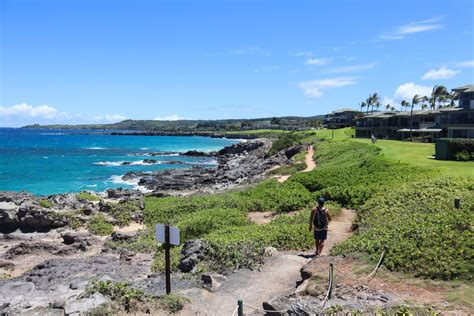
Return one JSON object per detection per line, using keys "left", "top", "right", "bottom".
{"left": 201, "top": 272, "right": 227, "bottom": 292}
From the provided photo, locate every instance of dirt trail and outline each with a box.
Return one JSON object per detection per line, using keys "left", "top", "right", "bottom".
{"left": 303, "top": 145, "right": 316, "bottom": 172}
{"left": 181, "top": 209, "right": 357, "bottom": 315}
{"left": 275, "top": 145, "right": 316, "bottom": 183}
{"left": 321, "top": 208, "right": 356, "bottom": 255}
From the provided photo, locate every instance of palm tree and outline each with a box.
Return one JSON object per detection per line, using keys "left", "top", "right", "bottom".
{"left": 447, "top": 91, "right": 459, "bottom": 107}
{"left": 409, "top": 94, "right": 422, "bottom": 141}
{"left": 370, "top": 93, "right": 380, "bottom": 112}
{"left": 375, "top": 101, "right": 381, "bottom": 112}
{"left": 390, "top": 106, "right": 396, "bottom": 111}
{"left": 359, "top": 101, "right": 366, "bottom": 112}
{"left": 385, "top": 104, "right": 391, "bottom": 110}
{"left": 420, "top": 96, "right": 429, "bottom": 110}
{"left": 438, "top": 94, "right": 447, "bottom": 108}
{"left": 431, "top": 85, "right": 448, "bottom": 110}
{"left": 365, "top": 96, "right": 371, "bottom": 114}
{"left": 401, "top": 100, "right": 409, "bottom": 112}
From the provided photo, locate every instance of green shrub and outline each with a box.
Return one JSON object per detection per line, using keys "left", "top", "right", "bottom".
{"left": 39, "top": 199, "right": 53, "bottom": 208}
{"left": 290, "top": 141, "right": 432, "bottom": 207}
{"left": 144, "top": 179, "right": 313, "bottom": 225}
{"left": 331, "top": 178, "right": 474, "bottom": 280}
{"left": 176, "top": 208, "right": 249, "bottom": 240}
{"left": 88, "top": 213, "right": 114, "bottom": 235}
{"left": 202, "top": 223, "right": 313, "bottom": 270}
{"left": 86, "top": 279, "right": 153, "bottom": 312}
{"left": 455, "top": 150, "right": 472, "bottom": 161}
{"left": 267, "top": 132, "right": 303, "bottom": 156}
{"left": 77, "top": 192, "right": 100, "bottom": 201}
{"left": 107, "top": 200, "right": 141, "bottom": 227}
{"left": 159, "top": 294, "right": 189, "bottom": 314}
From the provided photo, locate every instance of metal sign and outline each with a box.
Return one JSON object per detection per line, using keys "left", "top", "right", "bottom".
{"left": 156, "top": 224, "right": 180, "bottom": 246}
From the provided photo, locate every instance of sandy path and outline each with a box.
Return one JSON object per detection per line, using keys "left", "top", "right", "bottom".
{"left": 320, "top": 208, "right": 356, "bottom": 255}
{"left": 303, "top": 145, "right": 316, "bottom": 172}
{"left": 276, "top": 145, "right": 315, "bottom": 182}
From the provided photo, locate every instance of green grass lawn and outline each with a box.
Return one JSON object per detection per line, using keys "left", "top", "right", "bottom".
{"left": 354, "top": 139, "right": 474, "bottom": 177}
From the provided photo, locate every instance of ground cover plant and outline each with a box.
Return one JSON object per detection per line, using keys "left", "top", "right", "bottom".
{"left": 144, "top": 179, "right": 313, "bottom": 224}
{"left": 331, "top": 177, "right": 474, "bottom": 280}
{"left": 290, "top": 141, "right": 434, "bottom": 207}
{"left": 88, "top": 213, "right": 114, "bottom": 235}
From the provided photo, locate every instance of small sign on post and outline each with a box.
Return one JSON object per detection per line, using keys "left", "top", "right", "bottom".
{"left": 156, "top": 224, "right": 180, "bottom": 294}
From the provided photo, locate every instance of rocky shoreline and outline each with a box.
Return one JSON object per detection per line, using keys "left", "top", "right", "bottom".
{"left": 0, "top": 138, "right": 306, "bottom": 315}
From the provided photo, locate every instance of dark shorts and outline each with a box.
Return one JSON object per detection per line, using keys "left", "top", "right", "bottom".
{"left": 314, "top": 230, "right": 328, "bottom": 240}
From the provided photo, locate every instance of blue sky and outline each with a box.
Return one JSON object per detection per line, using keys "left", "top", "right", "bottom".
{"left": 1, "top": 0, "right": 473, "bottom": 126}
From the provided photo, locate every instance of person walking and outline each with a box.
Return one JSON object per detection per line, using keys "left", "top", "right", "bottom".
{"left": 309, "top": 197, "right": 331, "bottom": 256}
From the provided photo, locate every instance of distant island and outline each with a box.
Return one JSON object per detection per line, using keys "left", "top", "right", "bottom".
{"left": 22, "top": 116, "right": 324, "bottom": 133}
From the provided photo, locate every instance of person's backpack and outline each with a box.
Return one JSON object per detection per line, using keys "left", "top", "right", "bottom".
{"left": 313, "top": 207, "right": 328, "bottom": 229}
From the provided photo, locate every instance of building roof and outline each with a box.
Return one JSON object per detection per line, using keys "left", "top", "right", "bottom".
{"left": 357, "top": 107, "right": 464, "bottom": 120}
{"left": 331, "top": 108, "right": 361, "bottom": 114}
{"left": 452, "top": 84, "right": 474, "bottom": 93}
{"left": 397, "top": 128, "right": 443, "bottom": 133}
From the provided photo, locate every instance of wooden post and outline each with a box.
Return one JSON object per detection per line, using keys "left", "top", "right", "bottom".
{"left": 164, "top": 224, "right": 171, "bottom": 294}
{"left": 237, "top": 300, "right": 243, "bottom": 316}
{"left": 328, "top": 263, "right": 334, "bottom": 299}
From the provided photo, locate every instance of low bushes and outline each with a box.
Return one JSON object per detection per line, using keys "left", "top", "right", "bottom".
{"left": 77, "top": 192, "right": 100, "bottom": 201}
{"left": 290, "top": 141, "right": 432, "bottom": 207}
{"left": 202, "top": 223, "right": 313, "bottom": 271}
{"left": 266, "top": 132, "right": 304, "bottom": 156}
{"left": 176, "top": 208, "right": 249, "bottom": 240}
{"left": 88, "top": 213, "right": 114, "bottom": 235}
{"left": 331, "top": 178, "right": 474, "bottom": 280}
{"left": 144, "top": 179, "right": 313, "bottom": 225}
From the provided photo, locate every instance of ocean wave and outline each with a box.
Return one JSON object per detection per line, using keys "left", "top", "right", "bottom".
{"left": 108, "top": 175, "right": 151, "bottom": 193}
{"left": 84, "top": 147, "right": 106, "bottom": 150}
{"left": 127, "top": 152, "right": 180, "bottom": 157}
{"left": 94, "top": 160, "right": 165, "bottom": 166}
{"left": 40, "top": 132, "right": 65, "bottom": 136}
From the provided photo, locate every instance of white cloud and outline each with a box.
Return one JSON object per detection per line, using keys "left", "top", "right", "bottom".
{"left": 0, "top": 103, "right": 59, "bottom": 118}
{"left": 154, "top": 114, "right": 185, "bottom": 121}
{"left": 306, "top": 58, "right": 331, "bottom": 66}
{"left": 379, "top": 17, "right": 443, "bottom": 40}
{"left": 382, "top": 96, "right": 396, "bottom": 107}
{"left": 326, "top": 62, "right": 377, "bottom": 74}
{"left": 453, "top": 60, "right": 474, "bottom": 68}
{"left": 298, "top": 77, "right": 357, "bottom": 98}
{"left": 421, "top": 66, "right": 459, "bottom": 80}
{"left": 93, "top": 114, "right": 128, "bottom": 123}
{"left": 394, "top": 82, "right": 432, "bottom": 101}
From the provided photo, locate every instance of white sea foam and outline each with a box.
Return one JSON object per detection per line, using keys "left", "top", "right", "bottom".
{"left": 40, "top": 132, "right": 65, "bottom": 136}
{"left": 94, "top": 161, "right": 124, "bottom": 166}
{"left": 84, "top": 147, "right": 106, "bottom": 150}
{"left": 43, "top": 156, "right": 49, "bottom": 159}
{"left": 86, "top": 184, "right": 98, "bottom": 188}
{"left": 94, "top": 160, "right": 165, "bottom": 166}
{"left": 108, "top": 175, "right": 151, "bottom": 193}
{"left": 140, "top": 147, "right": 150, "bottom": 150}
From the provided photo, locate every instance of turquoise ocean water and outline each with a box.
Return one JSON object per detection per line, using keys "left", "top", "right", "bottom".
{"left": 0, "top": 128, "right": 238, "bottom": 196}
